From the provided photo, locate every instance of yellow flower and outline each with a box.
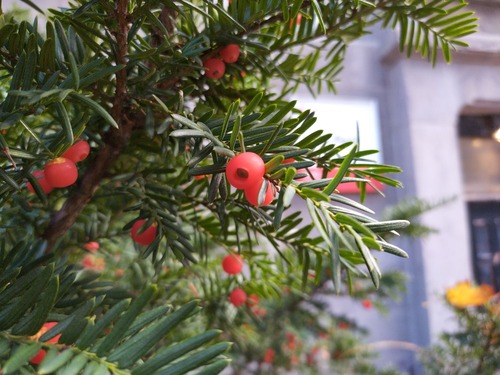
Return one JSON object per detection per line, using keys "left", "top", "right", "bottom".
{"left": 446, "top": 281, "right": 495, "bottom": 308}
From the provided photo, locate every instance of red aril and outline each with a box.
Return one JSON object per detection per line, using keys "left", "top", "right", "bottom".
{"left": 203, "top": 58, "right": 225, "bottom": 79}
{"left": 229, "top": 287, "right": 247, "bottom": 307}
{"left": 246, "top": 294, "right": 259, "bottom": 308}
{"left": 244, "top": 179, "right": 274, "bottom": 206}
{"left": 220, "top": 44, "right": 240, "bottom": 63}
{"left": 131, "top": 219, "right": 158, "bottom": 246}
{"left": 27, "top": 170, "right": 54, "bottom": 194}
{"left": 263, "top": 348, "right": 275, "bottom": 364}
{"left": 44, "top": 157, "right": 78, "bottom": 188}
{"left": 225, "top": 152, "right": 265, "bottom": 190}
{"left": 29, "top": 322, "right": 61, "bottom": 365}
{"left": 62, "top": 139, "right": 90, "bottom": 163}
{"left": 362, "top": 299, "right": 373, "bottom": 309}
{"left": 84, "top": 241, "right": 100, "bottom": 252}
{"left": 222, "top": 253, "right": 243, "bottom": 275}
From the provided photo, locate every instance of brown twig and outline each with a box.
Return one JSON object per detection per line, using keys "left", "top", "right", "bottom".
{"left": 43, "top": 0, "right": 133, "bottom": 252}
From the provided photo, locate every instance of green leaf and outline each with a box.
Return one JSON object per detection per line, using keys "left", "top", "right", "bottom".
{"left": 109, "top": 300, "right": 199, "bottom": 367}
{"left": 376, "top": 241, "right": 409, "bottom": 258}
{"left": 38, "top": 349, "right": 75, "bottom": 374}
{"left": 264, "top": 154, "right": 284, "bottom": 174}
{"left": 323, "top": 144, "right": 357, "bottom": 195}
{"left": 70, "top": 93, "right": 118, "bottom": 129}
{"left": 0, "top": 264, "right": 54, "bottom": 330}
{"left": 68, "top": 52, "right": 80, "bottom": 89}
{"left": 156, "top": 342, "right": 231, "bottom": 375}
{"left": 75, "top": 299, "right": 131, "bottom": 350}
{"left": 132, "top": 329, "right": 221, "bottom": 375}
{"left": 346, "top": 227, "right": 380, "bottom": 288}
{"left": 11, "top": 276, "right": 59, "bottom": 335}
{"left": 55, "top": 101, "right": 74, "bottom": 143}
{"left": 2, "top": 343, "right": 42, "bottom": 374}
{"left": 300, "top": 187, "right": 329, "bottom": 202}
{"left": 94, "top": 284, "right": 157, "bottom": 356}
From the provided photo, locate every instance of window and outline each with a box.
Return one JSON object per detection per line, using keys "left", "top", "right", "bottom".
{"left": 459, "top": 114, "right": 500, "bottom": 290}
{"left": 468, "top": 201, "right": 500, "bottom": 291}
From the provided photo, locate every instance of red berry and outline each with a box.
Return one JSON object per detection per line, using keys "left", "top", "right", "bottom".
{"left": 361, "top": 299, "right": 373, "bottom": 309}
{"left": 226, "top": 152, "right": 265, "bottom": 190}
{"left": 222, "top": 253, "right": 244, "bottom": 275}
{"left": 263, "top": 348, "right": 275, "bottom": 364}
{"left": 131, "top": 219, "right": 158, "bottom": 246}
{"left": 244, "top": 179, "right": 275, "bottom": 206}
{"left": 229, "top": 287, "right": 247, "bottom": 307}
{"left": 84, "top": 241, "right": 100, "bottom": 252}
{"left": 62, "top": 140, "right": 90, "bottom": 163}
{"left": 27, "top": 170, "right": 54, "bottom": 194}
{"left": 44, "top": 157, "right": 78, "bottom": 188}
{"left": 203, "top": 58, "right": 225, "bottom": 79}
{"left": 219, "top": 44, "right": 240, "bottom": 63}
{"left": 246, "top": 294, "right": 259, "bottom": 308}
{"left": 30, "top": 322, "right": 61, "bottom": 365}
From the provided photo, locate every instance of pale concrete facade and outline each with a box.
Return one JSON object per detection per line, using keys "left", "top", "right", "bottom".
{"left": 309, "top": 2, "right": 500, "bottom": 372}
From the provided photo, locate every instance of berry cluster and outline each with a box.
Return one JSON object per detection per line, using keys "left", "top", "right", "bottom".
{"left": 225, "top": 152, "right": 275, "bottom": 207}
{"left": 221, "top": 253, "right": 266, "bottom": 313}
{"left": 222, "top": 253, "right": 247, "bottom": 307}
{"left": 203, "top": 44, "right": 240, "bottom": 80}
{"left": 27, "top": 139, "right": 90, "bottom": 194}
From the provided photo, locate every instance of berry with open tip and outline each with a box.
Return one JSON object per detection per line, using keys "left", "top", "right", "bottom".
{"left": 62, "top": 139, "right": 90, "bottom": 163}
{"left": 203, "top": 58, "right": 225, "bottom": 79}
{"left": 27, "top": 170, "right": 54, "bottom": 194}
{"left": 131, "top": 219, "right": 158, "bottom": 246}
{"left": 244, "top": 179, "right": 275, "bottom": 206}
{"left": 44, "top": 157, "right": 78, "bottom": 188}
{"left": 229, "top": 287, "right": 247, "bottom": 307}
{"left": 29, "top": 322, "right": 61, "bottom": 365}
{"left": 220, "top": 44, "right": 240, "bottom": 63}
{"left": 226, "top": 152, "right": 265, "bottom": 190}
{"left": 222, "top": 253, "right": 244, "bottom": 275}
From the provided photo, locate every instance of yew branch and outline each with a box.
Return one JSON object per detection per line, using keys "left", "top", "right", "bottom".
{"left": 43, "top": 0, "right": 132, "bottom": 252}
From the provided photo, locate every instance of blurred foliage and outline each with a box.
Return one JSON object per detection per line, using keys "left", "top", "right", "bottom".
{"left": 419, "top": 282, "right": 499, "bottom": 375}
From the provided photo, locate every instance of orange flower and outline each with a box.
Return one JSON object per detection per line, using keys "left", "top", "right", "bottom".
{"left": 446, "top": 281, "right": 495, "bottom": 308}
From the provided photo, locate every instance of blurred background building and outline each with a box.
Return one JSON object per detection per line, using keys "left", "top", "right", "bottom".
{"left": 292, "top": 1, "right": 500, "bottom": 372}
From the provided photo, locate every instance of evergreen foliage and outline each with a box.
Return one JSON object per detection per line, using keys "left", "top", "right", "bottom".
{"left": 0, "top": 0, "right": 476, "bottom": 373}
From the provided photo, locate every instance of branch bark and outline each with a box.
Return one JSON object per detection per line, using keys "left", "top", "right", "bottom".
{"left": 43, "top": 0, "right": 133, "bottom": 252}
